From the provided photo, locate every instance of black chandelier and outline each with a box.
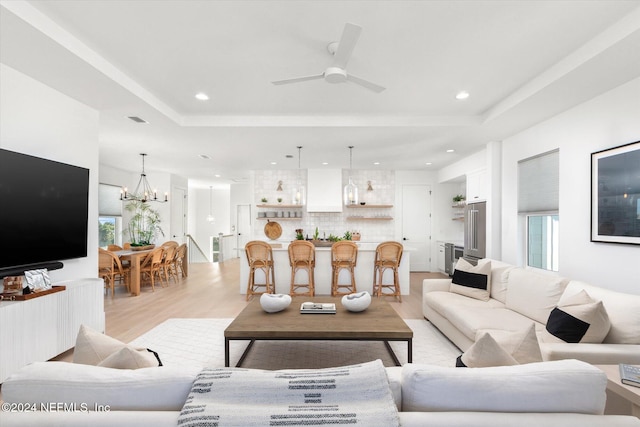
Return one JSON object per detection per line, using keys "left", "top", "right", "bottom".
{"left": 120, "top": 153, "right": 168, "bottom": 203}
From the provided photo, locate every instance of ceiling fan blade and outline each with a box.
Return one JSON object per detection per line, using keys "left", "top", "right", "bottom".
{"left": 272, "top": 74, "right": 324, "bottom": 85}
{"left": 332, "top": 23, "right": 362, "bottom": 69}
{"left": 347, "top": 74, "right": 386, "bottom": 93}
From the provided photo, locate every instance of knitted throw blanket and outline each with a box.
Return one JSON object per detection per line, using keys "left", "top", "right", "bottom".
{"left": 177, "top": 359, "right": 400, "bottom": 426}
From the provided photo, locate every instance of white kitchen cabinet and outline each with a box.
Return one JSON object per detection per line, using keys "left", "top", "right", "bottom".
{"left": 437, "top": 241, "right": 446, "bottom": 272}
{"left": 466, "top": 168, "right": 487, "bottom": 203}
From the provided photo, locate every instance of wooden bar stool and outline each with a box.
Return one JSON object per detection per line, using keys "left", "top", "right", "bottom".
{"left": 331, "top": 241, "right": 358, "bottom": 296}
{"left": 288, "top": 240, "right": 315, "bottom": 296}
{"left": 373, "top": 241, "right": 403, "bottom": 302}
{"left": 245, "top": 240, "right": 275, "bottom": 301}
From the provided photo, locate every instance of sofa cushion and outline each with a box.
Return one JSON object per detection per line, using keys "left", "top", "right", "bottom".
{"left": 486, "top": 259, "right": 516, "bottom": 303}
{"left": 401, "top": 359, "right": 607, "bottom": 414}
{"left": 561, "top": 281, "right": 640, "bottom": 344}
{"left": 456, "top": 333, "right": 518, "bottom": 368}
{"left": 505, "top": 268, "right": 569, "bottom": 324}
{"left": 450, "top": 258, "right": 491, "bottom": 301}
{"left": 476, "top": 323, "right": 542, "bottom": 364}
{"left": 445, "top": 306, "right": 539, "bottom": 342}
{"left": 424, "top": 291, "right": 504, "bottom": 321}
{"left": 543, "top": 290, "right": 611, "bottom": 344}
{"left": 2, "top": 361, "right": 200, "bottom": 411}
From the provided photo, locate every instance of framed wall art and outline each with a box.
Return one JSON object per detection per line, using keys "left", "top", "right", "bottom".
{"left": 591, "top": 140, "right": 640, "bottom": 245}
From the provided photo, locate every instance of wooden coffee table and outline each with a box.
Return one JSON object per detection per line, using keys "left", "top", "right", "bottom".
{"left": 224, "top": 296, "right": 413, "bottom": 367}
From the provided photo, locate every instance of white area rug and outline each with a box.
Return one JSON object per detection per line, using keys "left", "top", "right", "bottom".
{"left": 129, "top": 318, "right": 461, "bottom": 369}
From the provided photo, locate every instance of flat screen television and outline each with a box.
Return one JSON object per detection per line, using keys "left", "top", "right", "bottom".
{"left": 0, "top": 148, "right": 89, "bottom": 274}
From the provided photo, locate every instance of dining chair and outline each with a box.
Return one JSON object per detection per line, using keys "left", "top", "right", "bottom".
{"left": 372, "top": 241, "right": 403, "bottom": 302}
{"left": 331, "top": 241, "right": 358, "bottom": 296}
{"left": 288, "top": 240, "right": 315, "bottom": 296}
{"left": 245, "top": 240, "right": 275, "bottom": 301}
{"left": 173, "top": 243, "right": 188, "bottom": 278}
{"left": 139, "top": 247, "right": 165, "bottom": 291}
{"left": 98, "top": 248, "right": 116, "bottom": 295}
{"left": 162, "top": 240, "right": 179, "bottom": 248}
{"left": 162, "top": 244, "right": 178, "bottom": 283}
{"left": 107, "top": 244, "right": 123, "bottom": 251}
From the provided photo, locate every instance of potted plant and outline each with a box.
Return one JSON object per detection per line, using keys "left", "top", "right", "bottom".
{"left": 124, "top": 200, "right": 164, "bottom": 250}
{"left": 277, "top": 197, "right": 283, "bottom": 204}
{"left": 453, "top": 194, "right": 466, "bottom": 206}
{"left": 261, "top": 197, "right": 268, "bottom": 203}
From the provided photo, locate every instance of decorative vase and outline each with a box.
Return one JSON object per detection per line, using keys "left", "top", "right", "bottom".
{"left": 260, "top": 293, "right": 292, "bottom": 313}
{"left": 341, "top": 291, "right": 371, "bottom": 312}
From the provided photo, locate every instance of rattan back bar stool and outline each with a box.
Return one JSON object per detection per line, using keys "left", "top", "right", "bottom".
{"left": 331, "top": 241, "right": 358, "bottom": 296}
{"left": 288, "top": 240, "right": 316, "bottom": 296}
{"left": 373, "top": 241, "right": 403, "bottom": 302}
{"left": 245, "top": 240, "right": 275, "bottom": 301}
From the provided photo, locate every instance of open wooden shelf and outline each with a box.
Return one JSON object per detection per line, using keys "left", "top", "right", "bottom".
{"left": 346, "top": 216, "right": 393, "bottom": 221}
{"left": 345, "top": 204, "right": 393, "bottom": 208}
{"left": 257, "top": 204, "right": 303, "bottom": 208}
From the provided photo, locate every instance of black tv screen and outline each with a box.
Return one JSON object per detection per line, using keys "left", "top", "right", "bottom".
{"left": 0, "top": 149, "right": 89, "bottom": 271}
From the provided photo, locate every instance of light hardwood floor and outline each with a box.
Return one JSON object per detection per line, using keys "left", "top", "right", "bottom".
{"left": 53, "top": 257, "right": 446, "bottom": 361}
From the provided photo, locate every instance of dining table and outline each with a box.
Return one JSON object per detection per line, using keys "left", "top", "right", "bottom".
{"left": 113, "top": 248, "right": 154, "bottom": 296}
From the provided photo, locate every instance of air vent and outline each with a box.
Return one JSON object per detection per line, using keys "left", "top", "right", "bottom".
{"left": 127, "top": 116, "right": 148, "bottom": 124}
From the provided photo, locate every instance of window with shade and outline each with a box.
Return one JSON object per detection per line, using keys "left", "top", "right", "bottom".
{"left": 99, "top": 183, "right": 124, "bottom": 248}
{"left": 518, "top": 150, "right": 559, "bottom": 272}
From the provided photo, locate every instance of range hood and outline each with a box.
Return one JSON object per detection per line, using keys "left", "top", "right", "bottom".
{"left": 306, "top": 169, "right": 343, "bottom": 212}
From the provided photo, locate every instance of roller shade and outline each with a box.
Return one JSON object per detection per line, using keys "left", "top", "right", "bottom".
{"left": 99, "top": 183, "right": 123, "bottom": 216}
{"left": 518, "top": 149, "right": 559, "bottom": 213}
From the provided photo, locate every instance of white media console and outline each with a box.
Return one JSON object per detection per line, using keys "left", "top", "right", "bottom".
{"left": 0, "top": 278, "right": 105, "bottom": 382}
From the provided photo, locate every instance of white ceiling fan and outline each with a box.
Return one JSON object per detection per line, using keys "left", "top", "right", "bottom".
{"left": 272, "top": 23, "right": 385, "bottom": 93}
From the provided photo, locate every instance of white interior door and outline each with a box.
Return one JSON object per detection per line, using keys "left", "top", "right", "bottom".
{"left": 402, "top": 185, "right": 431, "bottom": 271}
{"left": 170, "top": 187, "right": 187, "bottom": 243}
{"left": 236, "top": 204, "right": 251, "bottom": 258}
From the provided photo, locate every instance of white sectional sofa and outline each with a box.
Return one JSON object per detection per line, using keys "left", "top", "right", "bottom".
{"left": 2, "top": 359, "right": 639, "bottom": 426}
{"left": 423, "top": 259, "right": 640, "bottom": 364}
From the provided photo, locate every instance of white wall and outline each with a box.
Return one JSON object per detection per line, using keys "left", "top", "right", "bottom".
{"left": 501, "top": 77, "right": 640, "bottom": 294}
{"left": 0, "top": 64, "right": 99, "bottom": 282}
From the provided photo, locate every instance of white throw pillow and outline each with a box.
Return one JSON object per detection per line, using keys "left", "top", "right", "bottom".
{"left": 98, "top": 346, "right": 160, "bottom": 369}
{"left": 542, "top": 290, "right": 611, "bottom": 344}
{"left": 475, "top": 324, "right": 543, "bottom": 364}
{"left": 450, "top": 258, "right": 491, "bottom": 301}
{"left": 456, "top": 333, "right": 518, "bottom": 368}
{"left": 73, "top": 324, "right": 128, "bottom": 365}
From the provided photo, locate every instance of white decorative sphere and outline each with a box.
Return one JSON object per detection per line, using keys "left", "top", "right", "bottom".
{"left": 341, "top": 291, "right": 372, "bottom": 312}
{"left": 260, "top": 293, "right": 292, "bottom": 313}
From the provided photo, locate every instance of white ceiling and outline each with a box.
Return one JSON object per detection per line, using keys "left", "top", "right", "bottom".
{"left": 1, "top": 0, "right": 639, "bottom": 187}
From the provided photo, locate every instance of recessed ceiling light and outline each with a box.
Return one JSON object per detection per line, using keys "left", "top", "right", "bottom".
{"left": 373, "top": 162, "right": 380, "bottom": 165}
{"left": 425, "top": 162, "right": 433, "bottom": 166}
{"left": 446, "top": 149, "right": 455, "bottom": 153}
{"left": 322, "top": 162, "right": 329, "bottom": 165}
{"left": 270, "top": 161, "right": 277, "bottom": 165}
{"left": 214, "top": 174, "right": 221, "bottom": 178}
{"left": 195, "top": 92, "right": 209, "bottom": 101}
{"left": 455, "top": 91, "right": 469, "bottom": 100}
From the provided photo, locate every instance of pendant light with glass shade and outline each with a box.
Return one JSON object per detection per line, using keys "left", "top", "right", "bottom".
{"left": 292, "top": 146, "right": 306, "bottom": 205}
{"left": 206, "top": 186, "right": 215, "bottom": 222}
{"left": 343, "top": 146, "right": 358, "bottom": 205}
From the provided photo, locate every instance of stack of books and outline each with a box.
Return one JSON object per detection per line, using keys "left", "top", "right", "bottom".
{"left": 619, "top": 364, "right": 640, "bottom": 388}
{"left": 300, "top": 302, "right": 336, "bottom": 314}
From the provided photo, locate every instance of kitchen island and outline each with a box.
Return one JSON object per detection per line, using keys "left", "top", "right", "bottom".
{"left": 239, "top": 242, "right": 411, "bottom": 296}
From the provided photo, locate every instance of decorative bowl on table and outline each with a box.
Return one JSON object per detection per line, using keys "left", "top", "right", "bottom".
{"left": 131, "top": 244, "right": 155, "bottom": 251}
{"left": 341, "top": 291, "right": 371, "bottom": 312}
{"left": 260, "top": 293, "right": 292, "bottom": 313}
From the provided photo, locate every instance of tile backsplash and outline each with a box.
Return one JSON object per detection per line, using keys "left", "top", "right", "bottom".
{"left": 253, "top": 169, "right": 395, "bottom": 242}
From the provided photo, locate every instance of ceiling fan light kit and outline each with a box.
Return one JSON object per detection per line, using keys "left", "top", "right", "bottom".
{"left": 272, "top": 23, "right": 385, "bottom": 93}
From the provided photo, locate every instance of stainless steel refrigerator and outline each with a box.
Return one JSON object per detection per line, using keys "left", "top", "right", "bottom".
{"left": 463, "top": 201, "right": 486, "bottom": 264}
